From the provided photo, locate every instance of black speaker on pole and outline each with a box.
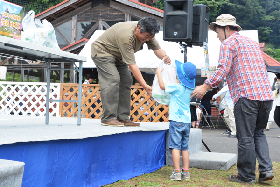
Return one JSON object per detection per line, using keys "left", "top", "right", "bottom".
{"left": 191, "top": 4, "right": 210, "bottom": 46}
{"left": 163, "top": 0, "right": 193, "bottom": 42}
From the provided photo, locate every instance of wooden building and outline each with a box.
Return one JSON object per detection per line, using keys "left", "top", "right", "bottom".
{"left": 36, "top": 0, "right": 163, "bottom": 49}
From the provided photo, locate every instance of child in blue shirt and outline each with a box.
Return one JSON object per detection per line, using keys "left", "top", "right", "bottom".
{"left": 155, "top": 60, "right": 197, "bottom": 181}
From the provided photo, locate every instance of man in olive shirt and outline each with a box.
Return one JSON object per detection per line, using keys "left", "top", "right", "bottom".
{"left": 92, "top": 17, "right": 170, "bottom": 127}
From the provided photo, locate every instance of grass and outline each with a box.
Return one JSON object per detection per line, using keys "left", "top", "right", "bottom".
{"left": 104, "top": 162, "right": 280, "bottom": 187}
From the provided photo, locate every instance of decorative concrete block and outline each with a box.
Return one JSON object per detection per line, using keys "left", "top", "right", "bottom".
{"left": 188, "top": 129, "right": 202, "bottom": 156}
{"left": 166, "top": 129, "right": 202, "bottom": 166}
{"left": 166, "top": 129, "right": 237, "bottom": 171}
{"left": 189, "top": 151, "right": 237, "bottom": 171}
{"left": 0, "top": 159, "right": 25, "bottom": 187}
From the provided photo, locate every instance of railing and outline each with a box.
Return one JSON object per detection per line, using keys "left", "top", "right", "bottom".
{"left": 59, "top": 84, "right": 169, "bottom": 122}
{"left": 0, "top": 81, "right": 60, "bottom": 116}
{"left": 0, "top": 82, "right": 169, "bottom": 122}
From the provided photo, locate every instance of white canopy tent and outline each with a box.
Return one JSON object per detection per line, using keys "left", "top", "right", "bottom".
{"left": 78, "top": 30, "right": 259, "bottom": 71}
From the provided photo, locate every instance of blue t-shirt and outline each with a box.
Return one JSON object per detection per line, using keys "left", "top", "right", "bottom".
{"left": 165, "top": 83, "right": 193, "bottom": 123}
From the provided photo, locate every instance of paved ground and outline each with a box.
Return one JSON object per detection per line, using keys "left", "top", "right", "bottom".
{"left": 200, "top": 121, "right": 280, "bottom": 162}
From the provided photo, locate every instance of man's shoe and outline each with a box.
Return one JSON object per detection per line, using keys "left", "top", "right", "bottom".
{"left": 101, "top": 119, "right": 124, "bottom": 127}
{"left": 221, "top": 130, "right": 231, "bottom": 135}
{"left": 181, "top": 170, "right": 190, "bottom": 180}
{"left": 229, "top": 175, "right": 256, "bottom": 184}
{"left": 170, "top": 170, "right": 181, "bottom": 181}
{"left": 228, "top": 134, "right": 236, "bottom": 138}
{"left": 119, "top": 119, "right": 140, "bottom": 127}
{"left": 259, "top": 172, "right": 274, "bottom": 182}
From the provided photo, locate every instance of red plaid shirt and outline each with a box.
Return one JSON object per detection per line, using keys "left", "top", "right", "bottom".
{"left": 205, "top": 32, "right": 273, "bottom": 104}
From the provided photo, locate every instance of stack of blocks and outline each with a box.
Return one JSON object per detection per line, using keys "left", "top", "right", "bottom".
{"left": 166, "top": 129, "right": 237, "bottom": 170}
{"left": 0, "top": 159, "right": 25, "bottom": 187}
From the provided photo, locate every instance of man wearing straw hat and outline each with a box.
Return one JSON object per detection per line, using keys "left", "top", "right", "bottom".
{"left": 191, "top": 14, "right": 274, "bottom": 184}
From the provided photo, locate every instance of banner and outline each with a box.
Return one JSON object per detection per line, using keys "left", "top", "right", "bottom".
{"left": 0, "top": 0, "right": 23, "bottom": 40}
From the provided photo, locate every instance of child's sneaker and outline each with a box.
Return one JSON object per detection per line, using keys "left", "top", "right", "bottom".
{"left": 170, "top": 170, "right": 181, "bottom": 181}
{"left": 182, "top": 169, "right": 190, "bottom": 180}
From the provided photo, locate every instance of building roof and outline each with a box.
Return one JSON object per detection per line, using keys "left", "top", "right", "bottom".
{"left": 262, "top": 51, "right": 280, "bottom": 66}
{"left": 35, "top": 0, "right": 70, "bottom": 18}
{"left": 128, "top": 0, "right": 163, "bottom": 13}
{"left": 35, "top": 0, "right": 163, "bottom": 22}
{"left": 61, "top": 38, "right": 89, "bottom": 54}
{"left": 258, "top": 43, "right": 280, "bottom": 67}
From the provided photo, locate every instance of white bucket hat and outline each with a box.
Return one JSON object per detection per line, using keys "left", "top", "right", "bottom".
{"left": 209, "top": 14, "right": 242, "bottom": 32}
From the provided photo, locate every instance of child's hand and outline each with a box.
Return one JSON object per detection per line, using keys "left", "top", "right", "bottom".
{"left": 155, "top": 67, "right": 164, "bottom": 75}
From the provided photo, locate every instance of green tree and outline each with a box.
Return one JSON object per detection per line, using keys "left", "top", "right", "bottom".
{"left": 153, "top": 0, "right": 229, "bottom": 22}
{"left": 8, "top": 0, "right": 65, "bottom": 14}
{"left": 193, "top": 0, "right": 230, "bottom": 22}
{"left": 153, "top": 0, "right": 165, "bottom": 10}
{"left": 5, "top": 72, "right": 21, "bottom": 82}
{"left": 266, "top": 47, "right": 274, "bottom": 57}
{"left": 274, "top": 49, "right": 280, "bottom": 61}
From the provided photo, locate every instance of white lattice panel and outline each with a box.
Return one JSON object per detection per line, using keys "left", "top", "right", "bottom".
{"left": 0, "top": 81, "right": 60, "bottom": 116}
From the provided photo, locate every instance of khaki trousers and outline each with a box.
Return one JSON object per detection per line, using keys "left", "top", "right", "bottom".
{"left": 92, "top": 56, "right": 132, "bottom": 123}
{"left": 224, "top": 105, "right": 236, "bottom": 135}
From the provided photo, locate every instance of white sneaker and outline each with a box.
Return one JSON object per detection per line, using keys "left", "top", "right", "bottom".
{"left": 182, "top": 171, "right": 190, "bottom": 180}
{"left": 170, "top": 170, "right": 181, "bottom": 181}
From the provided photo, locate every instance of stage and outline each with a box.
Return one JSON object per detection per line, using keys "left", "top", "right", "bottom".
{"left": 0, "top": 116, "right": 169, "bottom": 187}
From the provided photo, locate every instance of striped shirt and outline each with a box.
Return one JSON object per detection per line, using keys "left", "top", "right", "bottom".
{"left": 205, "top": 32, "right": 273, "bottom": 104}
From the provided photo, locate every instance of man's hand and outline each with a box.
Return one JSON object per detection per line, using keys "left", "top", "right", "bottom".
{"left": 154, "top": 49, "right": 171, "bottom": 65}
{"left": 143, "top": 85, "right": 152, "bottom": 97}
{"left": 191, "top": 83, "right": 211, "bottom": 98}
{"left": 163, "top": 55, "right": 171, "bottom": 65}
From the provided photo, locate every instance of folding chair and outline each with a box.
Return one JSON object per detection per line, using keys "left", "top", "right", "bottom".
{"left": 199, "top": 104, "right": 216, "bottom": 129}
{"left": 216, "top": 109, "right": 224, "bottom": 126}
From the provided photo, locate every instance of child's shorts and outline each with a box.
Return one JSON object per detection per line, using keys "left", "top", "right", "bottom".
{"left": 169, "top": 121, "right": 191, "bottom": 151}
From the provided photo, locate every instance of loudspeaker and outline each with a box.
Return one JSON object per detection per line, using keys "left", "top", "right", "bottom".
{"left": 191, "top": 4, "right": 210, "bottom": 46}
{"left": 163, "top": 0, "right": 193, "bottom": 42}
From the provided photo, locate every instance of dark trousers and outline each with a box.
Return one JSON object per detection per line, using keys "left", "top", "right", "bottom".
{"left": 274, "top": 106, "right": 280, "bottom": 128}
{"left": 190, "top": 105, "right": 197, "bottom": 122}
{"left": 234, "top": 98, "right": 273, "bottom": 180}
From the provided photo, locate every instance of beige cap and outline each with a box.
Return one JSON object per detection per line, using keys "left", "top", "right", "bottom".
{"left": 209, "top": 14, "right": 242, "bottom": 32}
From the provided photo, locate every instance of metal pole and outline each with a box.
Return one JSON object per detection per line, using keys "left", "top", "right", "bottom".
{"left": 77, "top": 61, "right": 83, "bottom": 125}
{"left": 202, "top": 139, "right": 211, "bottom": 152}
{"left": 45, "top": 61, "right": 51, "bottom": 124}
{"left": 73, "top": 70, "right": 76, "bottom": 83}
{"left": 184, "top": 45, "right": 187, "bottom": 62}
